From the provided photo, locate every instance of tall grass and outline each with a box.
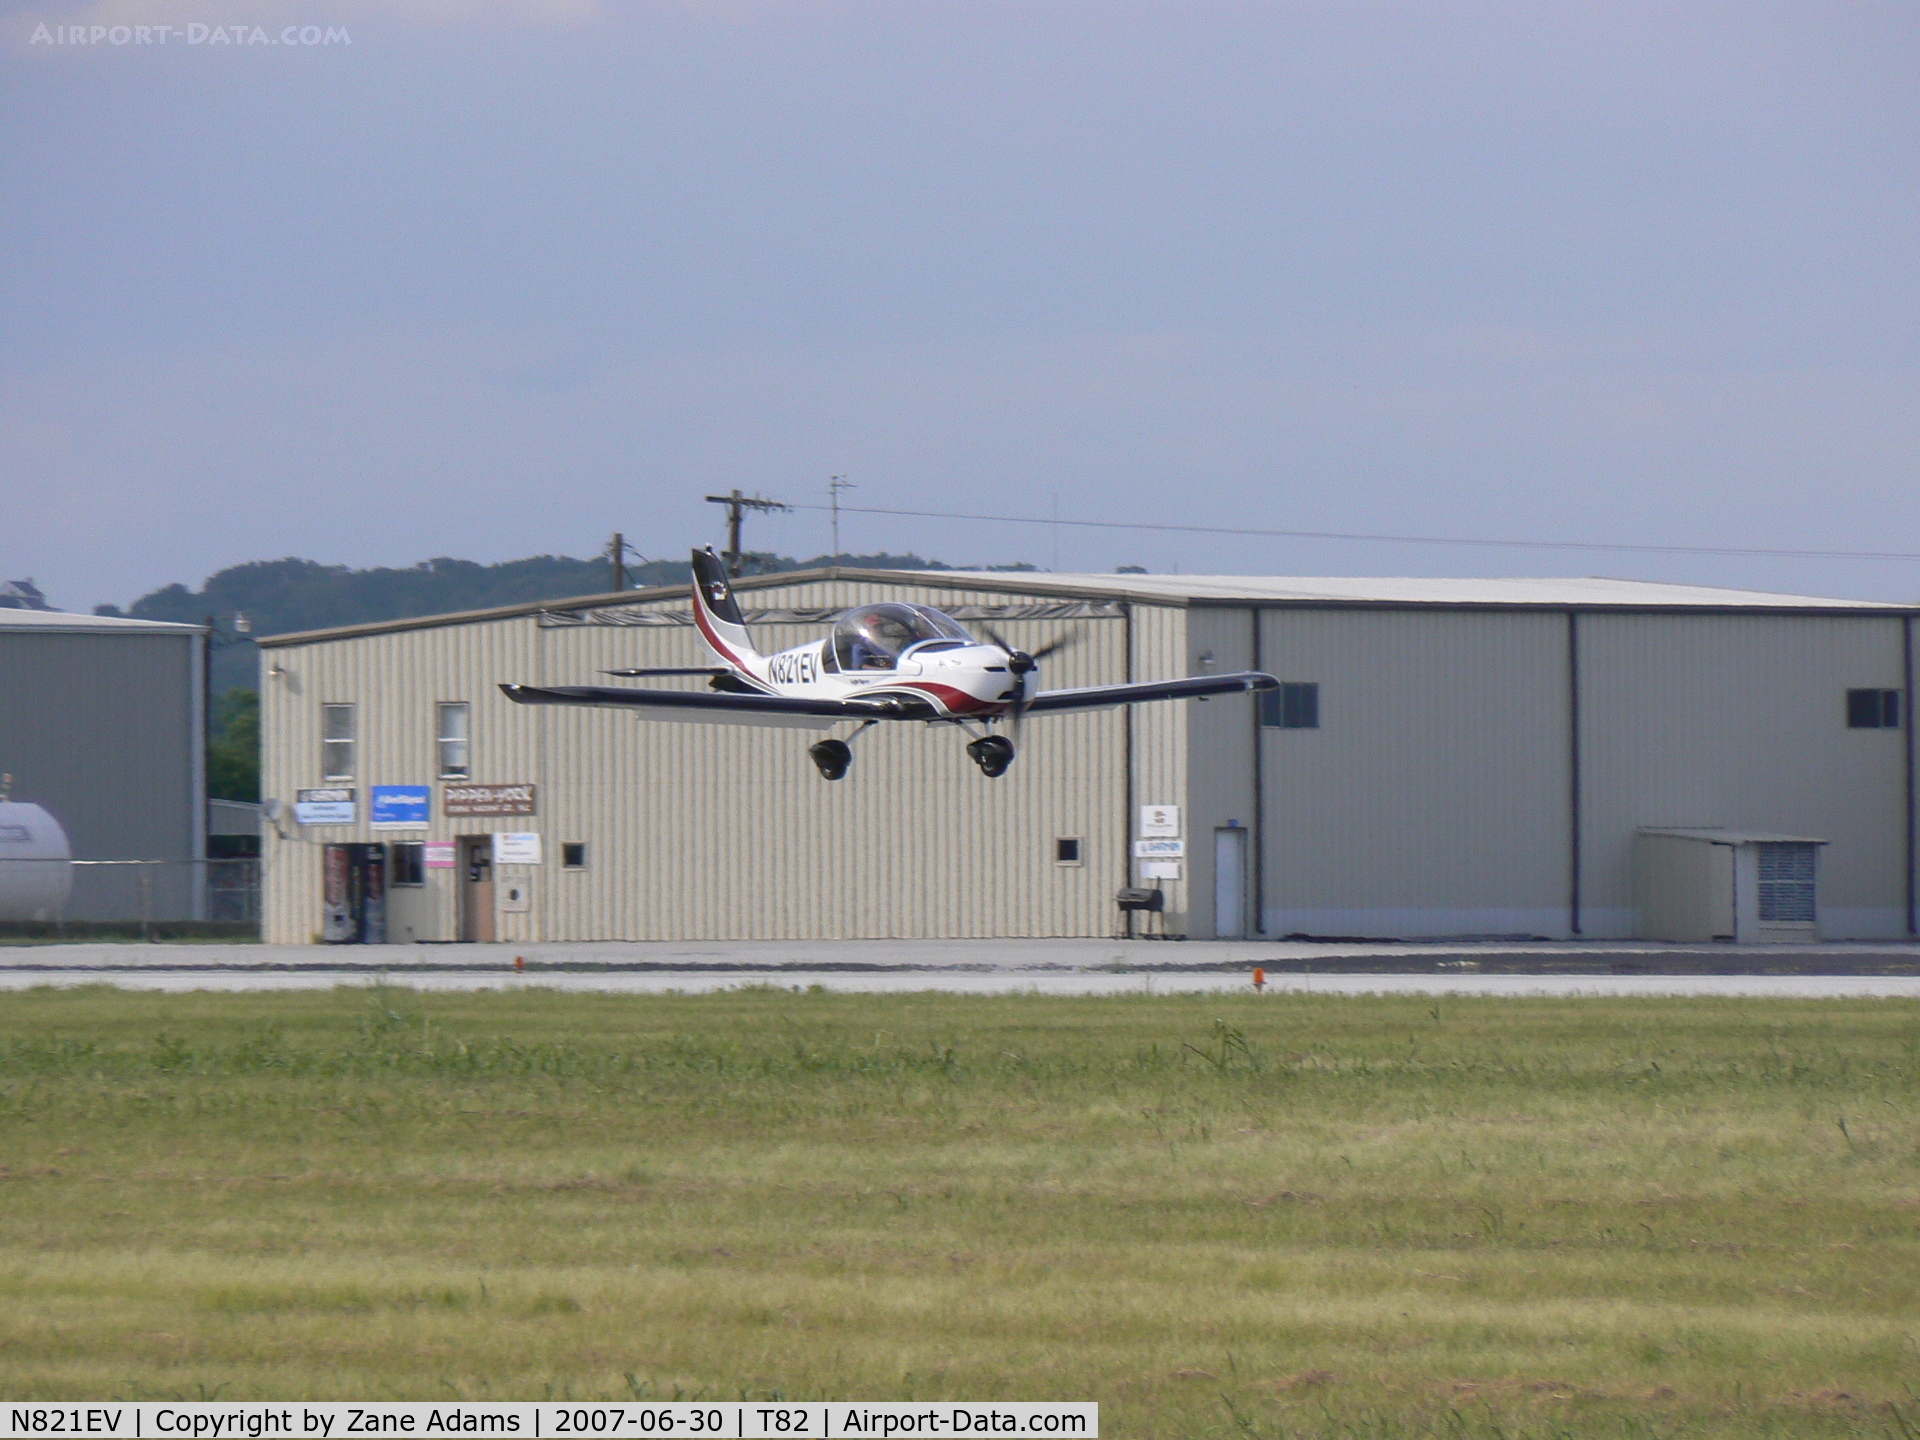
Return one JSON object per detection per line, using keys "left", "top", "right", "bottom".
{"left": 0, "top": 985, "right": 1916, "bottom": 1438}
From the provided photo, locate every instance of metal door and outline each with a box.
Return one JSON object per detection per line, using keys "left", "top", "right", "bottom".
{"left": 459, "top": 836, "right": 496, "bottom": 943}
{"left": 1214, "top": 827, "right": 1248, "bottom": 939}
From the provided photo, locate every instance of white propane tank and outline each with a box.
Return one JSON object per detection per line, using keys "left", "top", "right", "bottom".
{"left": 0, "top": 802, "right": 73, "bottom": 920}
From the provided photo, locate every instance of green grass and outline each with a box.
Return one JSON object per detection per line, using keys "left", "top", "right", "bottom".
{"left": 0, "top": 985, "right": 1916, "bottom": 1439}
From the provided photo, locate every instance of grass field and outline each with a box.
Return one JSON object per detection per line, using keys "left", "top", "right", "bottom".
{"left": 0, "top": 985, "right": 1916, "bottom": 1438}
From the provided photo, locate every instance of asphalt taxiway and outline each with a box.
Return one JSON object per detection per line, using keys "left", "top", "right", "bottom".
{"left": 3, "top": 937, "right": 1918, "bottom": 996}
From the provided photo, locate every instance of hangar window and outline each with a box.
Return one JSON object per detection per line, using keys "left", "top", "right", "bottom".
{"left": 390, "top": 842, "right": 425, "bottom": 887}
{"left": 1055, "top": 836, "right": 1083, "bottom": 866}
{"left": 321, "top": 703, "right": 356, "bottom": 779}
{"left": 563, "top": 843, "right": 587, "bottom": 869}
{"left": 1847, "top": 688, "right": 1900, "bottom": 729}
{"left": 437, "top": 702, "right": 472, "bottom": 777}
{"left": 1261, "top": 682, "right": 1319, "bottom": 729}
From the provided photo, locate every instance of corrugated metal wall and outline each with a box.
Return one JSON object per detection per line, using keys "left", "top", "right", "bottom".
{"left": 261, "top": 589, "right": 1917, "bottom": 946}
{"left": 0, "top": 629, "right": 202, "bottom": 919}
{"left": 261, "top": 578, "right": 1160, "bottom": 943}
{"left": 1252, "top": 607, "right": 1572, "bottom": 939}
{"left": 1182, "top": 606, "right": 1257, "bottom": 938}
{"left": 1125, "top": 602, "right": 1192, "bottom": 934}
{"left": 1579, "top": 613, "right": 1910, "bottom": 938}
{"left": 1230, "top": 606, "right": 1911, "bottom": 942}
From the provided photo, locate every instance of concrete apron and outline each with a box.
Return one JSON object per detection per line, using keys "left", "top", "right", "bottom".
{"left": 4, "top": 937, "right": 1920, "bottom": 975}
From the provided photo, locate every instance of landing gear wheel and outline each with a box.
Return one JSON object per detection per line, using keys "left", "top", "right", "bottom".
{"left": 809, "top": 738, "right": 853, "bottom": 781}
{"left": 966, "top": 735, "right": 1016, "bottom": 778}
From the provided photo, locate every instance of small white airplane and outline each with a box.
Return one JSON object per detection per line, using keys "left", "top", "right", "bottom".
{"left": 502, "top": 547, "right": 1279, "bottom": 779}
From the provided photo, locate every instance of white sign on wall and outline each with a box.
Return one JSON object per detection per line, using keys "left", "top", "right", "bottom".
{"left": 1139, "top": 805, "right": 1180, "bottom": 837}
{"left": 1133, "top": 838, "right": 1185, "bottom": 858}
{"left": 1140, "top": 860, "right": 1182, "bottom": 881}
{"left": 294, "top": 788, "right": 355, "bottom": 826}
{"left": 492, "top": 833, "right": 542, "bottom": 865}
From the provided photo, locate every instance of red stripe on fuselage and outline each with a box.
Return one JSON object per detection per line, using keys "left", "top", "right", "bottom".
{"left": 865, "top": 681, "right": 1002, "bottom": 716}
{"left": 691, "top": 593, "right": 771, "bottom": 688}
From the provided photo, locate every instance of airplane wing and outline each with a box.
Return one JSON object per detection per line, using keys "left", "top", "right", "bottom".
{"left": 1024, "top": 670, "right": 1280, "bottom": 716}
{"left": 601, "top": 667, "right": 732, "bottom": 677}
{"left": 498, "top": 682, "right": 933, "bottom": 730}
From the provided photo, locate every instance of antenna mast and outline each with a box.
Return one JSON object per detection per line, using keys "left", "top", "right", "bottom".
{"left": 828, "top": 475, "right": 855, "bottom": 565}
{"left": 704, "top": 489, "right": 791, "bottom": 577}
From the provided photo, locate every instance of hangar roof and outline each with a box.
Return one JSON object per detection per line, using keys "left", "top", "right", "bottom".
{"left": 940, "top": 573, "right": 1911, "bottom": 609}
{"left": 0, "top": 608, "right": 203, "bottom": 636}
{"left": 1640, "top": 827, "right": 1831, "bottom": 845}
{"left": 258, "top": 566, "right": 1917, "bottom": 648}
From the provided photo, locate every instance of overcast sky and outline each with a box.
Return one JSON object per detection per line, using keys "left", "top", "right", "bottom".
{"left": 4, "top": 1, "right": 1918, "bottom": 610}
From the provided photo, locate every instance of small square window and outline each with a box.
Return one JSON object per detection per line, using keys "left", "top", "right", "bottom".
{"left": 390, "top": 842, "right": 425, "bottom": 887}
{"left": 1261, "top": 682, "right": 1319, "bottom": 729}
{"left": 562, "top": 842, "right": 587, "bottom": 869}
{"left": 1054, "top": 836, "right": 1083, "bottom": 866}
{"left": 1847, "top": 688, "right": 1900, "bottom": 729}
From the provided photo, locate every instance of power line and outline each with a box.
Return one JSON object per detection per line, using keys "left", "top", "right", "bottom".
{"left": 705, "top": 490, "right": 791, "bottom": 578}
{"left": 785, "top": 502, "right": 1920, "bottom": 565}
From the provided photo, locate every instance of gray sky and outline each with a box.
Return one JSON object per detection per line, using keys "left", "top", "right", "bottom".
{"left": 4, "top": 1, "right": 1918, "bottom": 610}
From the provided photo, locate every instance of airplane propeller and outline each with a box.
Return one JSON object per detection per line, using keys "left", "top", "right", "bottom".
{"left": 978, "top": 627, "right": 1081, "bottom": 746}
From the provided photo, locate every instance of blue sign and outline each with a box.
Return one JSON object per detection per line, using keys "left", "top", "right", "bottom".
{"left": 369, "top": 785, "right": 430, "bottom": 829}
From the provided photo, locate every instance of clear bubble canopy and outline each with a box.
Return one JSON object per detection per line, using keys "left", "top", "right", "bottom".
{"left": 830, "top": 603, "right": 976, "bottom": 671}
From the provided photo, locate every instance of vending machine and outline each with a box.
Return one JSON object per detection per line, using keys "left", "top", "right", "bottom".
{"left": 321, "top": 843, "right": 388, "bottom": 943}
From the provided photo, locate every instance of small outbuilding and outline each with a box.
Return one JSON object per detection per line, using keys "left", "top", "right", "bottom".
{"left": 254, "top": 569, "right": 1918, "bottom": 945}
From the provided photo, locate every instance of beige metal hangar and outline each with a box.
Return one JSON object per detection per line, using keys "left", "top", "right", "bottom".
{"left": 256, "top": 569, "right": 1918, "bottom": 945}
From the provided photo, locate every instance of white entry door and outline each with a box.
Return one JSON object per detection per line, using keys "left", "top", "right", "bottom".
{"left": 1214, "top": 827, "right": 1248, "bottom": 939}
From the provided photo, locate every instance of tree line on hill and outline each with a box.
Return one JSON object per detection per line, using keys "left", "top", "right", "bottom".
{"left": 99, "top": 548, "right": 1039, "bottom": 695}
{"left": 96, "top": 548, "right": 1045, "bottom": 802}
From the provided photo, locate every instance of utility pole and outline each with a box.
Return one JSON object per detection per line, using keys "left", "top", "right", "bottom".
{"left": 828, "top": 475, "right": 855, "bottom": 566}
{"left": 703, "top": 489, "right": 791, "bottom": 577}
{"left": 607, "top": 532, "right": 626, "bottom": 592}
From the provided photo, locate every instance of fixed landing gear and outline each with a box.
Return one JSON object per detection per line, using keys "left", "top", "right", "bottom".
{"left": 809, "top": 739, "right": 853, "bottom": 781}
{"left": 811, "top": 726, "right": 1016, "bottom": 780}
{"left": 966, "top": 734, "right": 1016, "bottom": 778}
{"left": 809, "top": 721, "right": 876, "bottom": 781}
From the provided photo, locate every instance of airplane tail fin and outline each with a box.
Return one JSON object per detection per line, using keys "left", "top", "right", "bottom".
{"left": 689, "top": 547, "right": 763, "bottom": 672}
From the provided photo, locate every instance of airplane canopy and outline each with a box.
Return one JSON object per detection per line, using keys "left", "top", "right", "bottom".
{"left": 831, "top": 603, "right": 974, "bottom": 671}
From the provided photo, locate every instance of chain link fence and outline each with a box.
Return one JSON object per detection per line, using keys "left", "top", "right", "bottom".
{"left": 0, "top": 858, "right": 259, "bottom": 938}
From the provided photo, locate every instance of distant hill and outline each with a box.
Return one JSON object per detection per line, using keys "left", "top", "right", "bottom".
{"left": 98, "top": 550, "right": 1036, "bottom": 693}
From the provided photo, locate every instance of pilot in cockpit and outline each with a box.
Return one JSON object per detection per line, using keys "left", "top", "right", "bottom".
{"left": 831, "top": 604, "right": 972, "bottom": 672}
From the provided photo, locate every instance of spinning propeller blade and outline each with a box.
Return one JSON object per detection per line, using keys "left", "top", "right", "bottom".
{"left": 978, "top": 626, "right": 1082, "bottom": 746}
